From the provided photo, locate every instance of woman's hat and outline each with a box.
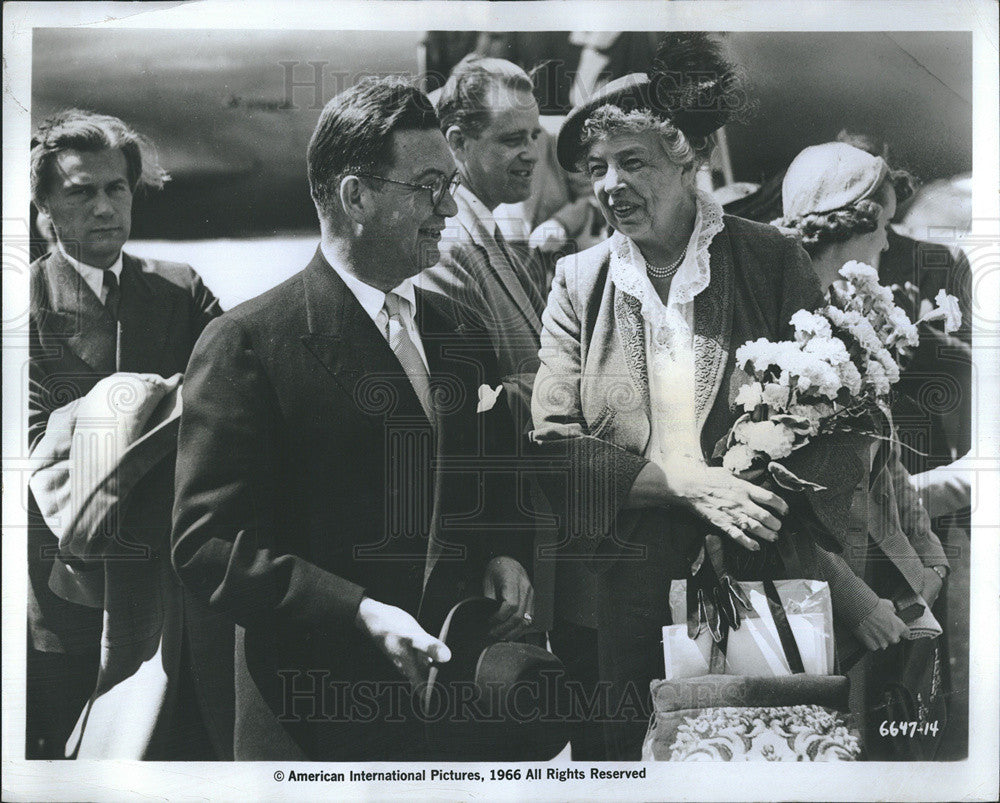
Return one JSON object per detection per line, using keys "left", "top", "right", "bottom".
{"left": 781, "top": 142, "right": 890, "bottom": 220}
{"left": 422, "top": 597, "right": 570, "bottom": 761}
{"left": 556, "top": 33, "right": 739, "bottom": 171}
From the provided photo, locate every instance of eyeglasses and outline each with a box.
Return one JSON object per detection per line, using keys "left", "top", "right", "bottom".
{"left": 355, "top": 169, "right": 461, "bottom": 209}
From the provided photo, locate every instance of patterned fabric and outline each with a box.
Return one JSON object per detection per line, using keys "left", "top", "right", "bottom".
{"left": 380, "top": 292, "right": 435, "bottom": 423}
{"left": 652, "top": 704, "right": 861, "bottom": 761}
{"left": 494, "top": 225, "right": 547, "bottom": 322}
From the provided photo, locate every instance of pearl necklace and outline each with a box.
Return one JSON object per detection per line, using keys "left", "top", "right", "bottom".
{"left": 646, "top": 244, "right": 688, "bottom": 279}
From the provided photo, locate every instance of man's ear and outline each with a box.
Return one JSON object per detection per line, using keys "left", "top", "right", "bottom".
{"left": 338, "top": 175, "right": 367, "bottom": 223}
{"left": 445, "top": 125, "right": 467, "bottom": 157}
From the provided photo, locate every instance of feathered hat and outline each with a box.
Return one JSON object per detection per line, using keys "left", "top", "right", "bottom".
{"left": 556, "top": 33, "right": 741, "bottom": 171}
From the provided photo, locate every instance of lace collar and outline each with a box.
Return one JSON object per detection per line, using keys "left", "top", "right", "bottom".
{"left": 609, "top": 188, "right": 724, "bottom": 324}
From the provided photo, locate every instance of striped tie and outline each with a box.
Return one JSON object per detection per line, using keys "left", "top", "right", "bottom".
{"left": 382, "top": 292, "right": 434, "bottom": 423}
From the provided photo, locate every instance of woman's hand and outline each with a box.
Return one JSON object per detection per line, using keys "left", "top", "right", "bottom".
{"left": 661, "top": 461, "right": 788, "bottom": 551}
{"left": 853, "top": 598, "right": 911, "bottom": 651}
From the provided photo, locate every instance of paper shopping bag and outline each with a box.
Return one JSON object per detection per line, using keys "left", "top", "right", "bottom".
{"left": 664, "top": 579, "right": 835, "bottom": 679}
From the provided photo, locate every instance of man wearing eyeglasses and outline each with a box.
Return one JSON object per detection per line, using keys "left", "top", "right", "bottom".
{"left": 171, "top": 77, "right": 534, "bottom": 760}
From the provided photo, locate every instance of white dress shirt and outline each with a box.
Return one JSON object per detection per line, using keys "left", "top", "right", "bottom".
{"left": 319, "top": 242, "right": 429, "bottom": 372}
{"left": 59, "top": 245, "right": 123, "bottom": 306}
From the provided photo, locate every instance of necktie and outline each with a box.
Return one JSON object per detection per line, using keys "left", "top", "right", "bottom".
{"left": 382, "top": 292, "right": 434, "bottom": 423}
{"left": 494, "top": 225, "right": 547, "bottom": 322}
{"left": 103, "top": 270, "right": 120, "bottom": 320}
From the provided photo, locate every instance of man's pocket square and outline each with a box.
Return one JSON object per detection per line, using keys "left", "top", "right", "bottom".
{"left": 477, "top": 383, "right": 504, "bottom": 413}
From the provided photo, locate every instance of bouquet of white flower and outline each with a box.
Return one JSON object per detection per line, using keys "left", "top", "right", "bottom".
{"left": 713, "top": 260, "right": 961, "bottom": 557}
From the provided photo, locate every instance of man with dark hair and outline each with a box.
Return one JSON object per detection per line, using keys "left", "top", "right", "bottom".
{"left": 419, "top": 56, "right": 544, "bottom": 413}
{"left": 171, "top": 77, "right": 534, "bottom": 760}
{"left": 27, "top": 109, "right": 225, "bottom": 758}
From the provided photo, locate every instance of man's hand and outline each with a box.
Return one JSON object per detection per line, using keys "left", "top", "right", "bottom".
{"left": 355, "top": 597, "right": 451, "bottom": 686}
{"left": 853, "top": 597, "right": 911, "bottom": 651}
{"left": 483, "top": 556, "right": 534, "bottom": 640}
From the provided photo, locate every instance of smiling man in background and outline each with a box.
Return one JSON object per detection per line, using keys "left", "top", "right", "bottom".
{"left": 418, "top": 56, "right": 545, "bottom": 415}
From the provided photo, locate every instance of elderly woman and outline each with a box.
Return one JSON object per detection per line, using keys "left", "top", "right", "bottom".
{"left": 776, "top": 143, "right": 951, "bottom": 754}
{"left": 530, "top": 35, "right": 823, "bottom": 759}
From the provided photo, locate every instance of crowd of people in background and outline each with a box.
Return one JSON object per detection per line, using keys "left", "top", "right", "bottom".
{"left": 26, "top": 32, "right": 972, "bottom": 763}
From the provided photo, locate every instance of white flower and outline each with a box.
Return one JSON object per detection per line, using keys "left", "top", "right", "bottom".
{"left": 736, "top": 338, "right": 809, "bottom": 379}
{"left": 803, "top": 335, "right": 851, "bottom": 366}
{"left": 723, "top": 443, "right": 757, "bottom": 473}
{"left": 839, "top": 260, "right": 880, "bottom": 286}
{"left": 734, "top": 382, "right": 764, "bottom": 410}
{"left": 864, "top": 360, "right": 891, "bottom": 396}
{"left": 790, "top": 310, "right": 832, "bottom": 342}
{"left": 918, "top": 289, "right": 963, "bottom": 333}
{"left": 829, "top": 308, "right": 882, "bottom": 356}
{"left": 884, "top": 305, "right": 919, "bottom": 347}
{"left": 835, "top": 359, "right": 863, "bottom": 396}
{"left": 761, "top": 382, "right": 792, "bottom": 411}
{"left": 874, "top": 347, "right": 900, "bottom": 384}
{"left": 735, "top": 420, "right": 797, "bottom": 460}
{"left": 793, "top": 356, "right": 843, "bottom": 400}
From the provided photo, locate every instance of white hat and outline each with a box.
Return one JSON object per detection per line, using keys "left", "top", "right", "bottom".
{"left": 782, "top": 142, "right": 890, "bottom": 219}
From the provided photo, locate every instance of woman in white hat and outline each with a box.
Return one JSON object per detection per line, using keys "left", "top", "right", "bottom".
{"left": 529, "top": 34, "right": 825, "bottom": 759}
{"left": 775, "top": 142, "right": 950, "bottom": 754}
{"left": 774, "top": 141, "right": 914, "bottom": 288}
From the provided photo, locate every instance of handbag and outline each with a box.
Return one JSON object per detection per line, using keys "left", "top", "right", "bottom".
{"left": 643, "top": 577, "right": 861, "bottom": 761}
{"left": 865, "top": 635, "right": 948, "bottom": 760}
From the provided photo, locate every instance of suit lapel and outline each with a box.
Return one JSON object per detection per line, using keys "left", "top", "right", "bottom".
{"left": 299, "top": 248, "right": 426, "bottom": 423}
{"left": 412, "top": 290, "right": 475, "bottom": 588}
{"left": 41, "top": 250, "right": 117, "bottom": 373}
{"left": 118, "top": 253, "right": 176, "bottom": 372}
{"left": 693, "top": 227, "right": 735, "bottom": 436}
{"left": 456, "top": 194, "right": 542, "bottom": 333}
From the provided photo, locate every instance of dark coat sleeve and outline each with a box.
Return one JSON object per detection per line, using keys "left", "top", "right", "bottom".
{"left": 28, "top": 315, "right": 55, "bottom": 453}
{"left": 778, "top": 236, "right": 826, "bottom": 335}
{"left": 170, "top": 315, "right": 366, "bottom": 636}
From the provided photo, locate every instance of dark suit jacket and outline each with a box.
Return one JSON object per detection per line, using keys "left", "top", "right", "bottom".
{"left": 171, "top": 248, "right": 532, "bottom": 761}
{"left": 29, "top": 249, "right": 221, "bottom": 654}
{"left": 28, "top": 248, "right": 230, "bottom": 758}
{"left": 419, "top": 189, "right": 557, "bottom": 626}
